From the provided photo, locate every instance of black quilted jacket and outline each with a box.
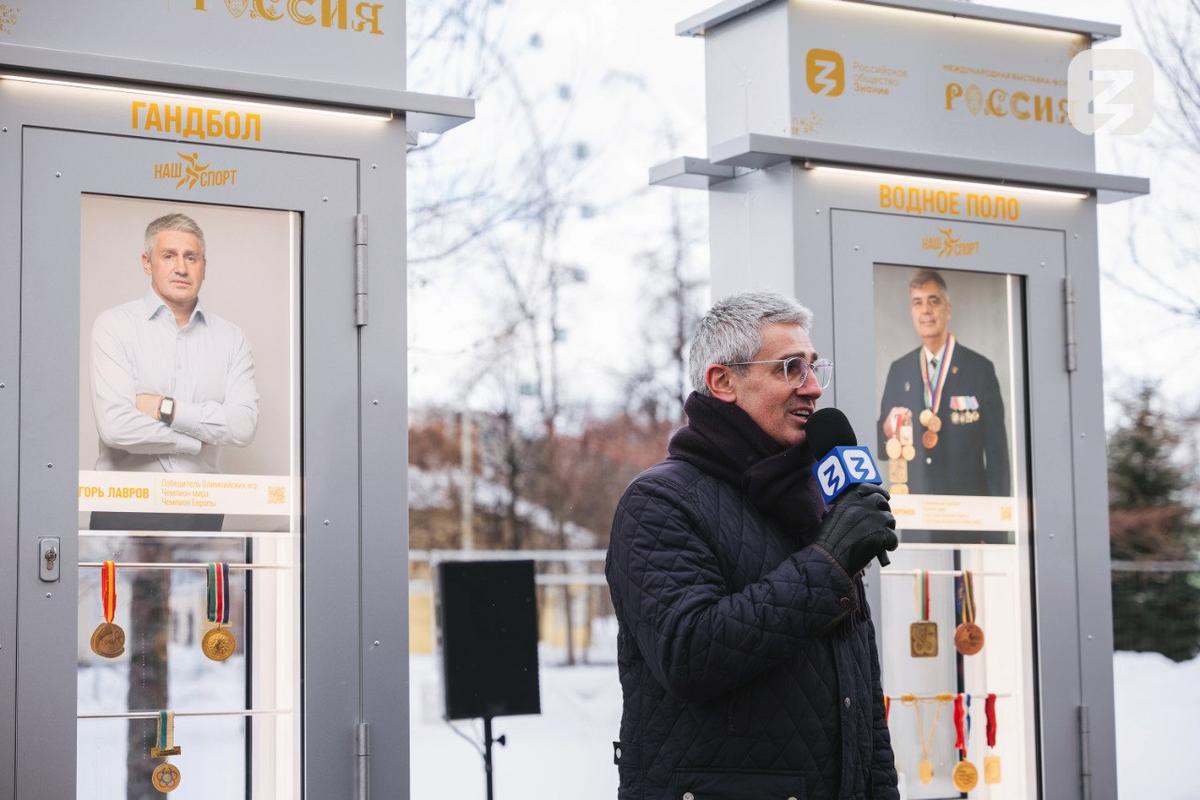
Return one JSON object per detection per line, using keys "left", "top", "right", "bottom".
{"left": 606, "top": 458, "right": 899, "bottom": 800}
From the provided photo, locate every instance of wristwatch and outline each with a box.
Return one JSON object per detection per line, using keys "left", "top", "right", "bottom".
{"left": 158, "top": 396, "right": 176, "bottom": 426}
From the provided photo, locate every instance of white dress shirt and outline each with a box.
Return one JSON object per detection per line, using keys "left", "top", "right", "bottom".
{"left": 90, "top": 289, "right": 259, "bottom": 473}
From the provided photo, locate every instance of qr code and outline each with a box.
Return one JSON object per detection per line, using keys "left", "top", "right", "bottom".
{"left": 267, "top": 485, "right": 286, "bottom": 505}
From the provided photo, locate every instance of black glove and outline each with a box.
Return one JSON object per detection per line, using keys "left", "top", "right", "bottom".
{"left": 813, "top": 484, "right": 898, "bottom": 576}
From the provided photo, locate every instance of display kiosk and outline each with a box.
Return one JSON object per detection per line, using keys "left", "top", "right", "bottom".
{"left": 653, "top": 2, "right": 1148, "bottom": 798}
{"left": 0, "top": 2, "right": 471, "bottom": 797}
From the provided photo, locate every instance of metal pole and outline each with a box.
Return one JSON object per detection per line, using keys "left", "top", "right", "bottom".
{"left": 483, "top": 716, "right": 495, "bottom": 800}
{"left": 461, "top": 408, "right": 475, "bottom": 551}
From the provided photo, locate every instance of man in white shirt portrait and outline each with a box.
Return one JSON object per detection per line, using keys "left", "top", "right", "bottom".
{"left": 89, "top": 212, "right": 259, "bottom": 530}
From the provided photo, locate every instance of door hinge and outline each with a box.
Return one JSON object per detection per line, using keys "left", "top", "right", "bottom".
{"left": 1078, "top": 704, "right": 1092, "bottom": 800}
{"left": 356, "top": 721, "right": 371, "bottom": 800}
{"left": 1064, "top": 276, "right": 1077, "bottom": 372}
{"left": 355, "top": 213, "right": 368, "bottom": 327}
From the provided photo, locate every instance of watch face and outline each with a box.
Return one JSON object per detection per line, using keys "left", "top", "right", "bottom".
{"left": 162, "top": 398, "right": 174, "bottom": 415}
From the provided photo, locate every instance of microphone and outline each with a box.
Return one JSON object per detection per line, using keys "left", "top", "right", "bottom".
{"left": 808, "top": 407, "right": 892, "bottom": 567}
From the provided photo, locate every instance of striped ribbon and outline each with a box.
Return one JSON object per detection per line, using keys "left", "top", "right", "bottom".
{"left": 956, "top": 570, "right": 977, "bottom": 625}
{"left": 156, "top": 710, "right": 175, "bottom": 752}
{"left": 954, "top": 694, "right": 968, "bottom": 758}
{"left": 919, "top": 334, "right": 956, "bottom": 413}
{"left": 985, "top": 693, "right": 998, "bottom": 749}
{"left": 206, "top": 562, "right": 230, "bottom": 624}
{"left": 918, "top": 570, "right": 931, "bottom": 621}
{"left": 101, "top": 560, "right": 116, "bottom": 624}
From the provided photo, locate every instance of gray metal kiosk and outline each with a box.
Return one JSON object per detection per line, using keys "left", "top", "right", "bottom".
{"left": 0, "top": 3, "right": 470, "bottom": 798}
{"left": 654, "top": 2, "right": 1148, "bottom": 799}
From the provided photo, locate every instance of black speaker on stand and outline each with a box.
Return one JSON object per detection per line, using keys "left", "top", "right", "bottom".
{"left": 436, "top": 559, "right": 541, "bottom": 800}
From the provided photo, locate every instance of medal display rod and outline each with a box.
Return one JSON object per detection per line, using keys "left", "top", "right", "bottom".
{"left": 80, "top": 561, "right": 289, "bottom": 570}
{"left": 883, "top": 691, "right": 1012, "bottom": 702}
{"left": 882, "top": 569, "right": 1005, "bottom": 578}
{"left": 81, "top": 529, "right": 296, "bottom": 540}
{"left": 79, "top": 708, "right": 292, "bottom": 720}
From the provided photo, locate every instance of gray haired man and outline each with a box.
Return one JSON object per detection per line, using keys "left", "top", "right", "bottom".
{"left": 606, "top": 291, "right": 899, "bottom": 800}
{"left": 89, "top": 213, "right": 259, "bottom": 531}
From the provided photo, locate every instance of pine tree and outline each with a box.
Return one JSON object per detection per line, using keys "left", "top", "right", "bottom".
{"left": 1108, "top": 384, "right": 1200, "bottom": 661}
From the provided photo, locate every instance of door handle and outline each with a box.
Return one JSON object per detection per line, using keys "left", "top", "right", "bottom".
{"left": 39, "top": 537, "right": 60, "bottom": 582}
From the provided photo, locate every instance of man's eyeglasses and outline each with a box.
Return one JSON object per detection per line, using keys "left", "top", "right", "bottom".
{"left": 724, "top": 357, "right": 834, "bottom": 389}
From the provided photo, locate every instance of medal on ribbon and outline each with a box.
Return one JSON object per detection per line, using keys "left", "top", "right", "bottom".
{"left": 984, "top": 693, "right": 1002, "bottom": 784}
{"left": 89, "top": 560, "right": 126, "bottom": 659}
{"left": 886, "top": 410, "right": 903, "bottom": 460}
{"left": 899, "top": 414, "right": 916, "bottom": 463}
{"left": 149, "top": 709, "right": 182, "bottom": 793}
{"left": 910, "top": 570, "right": 938, "bottom": 658}
{"left": 954, "top": 570, "right": 985, "bottom": 655}
{"left": 918, "top": 335, "right": 955, "bottom": 450}
{"left": 904, "top": 693, "right": 952, "bottom": 785}
{"left": 951, "top": 693, "right": 979, "bottom": 791}
{"left": 202, "top": 562, "right": 237, "bottom": 662}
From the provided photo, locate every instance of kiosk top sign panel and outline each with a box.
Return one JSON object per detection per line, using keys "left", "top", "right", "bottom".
{"left": 699, "top": 0, "right": 1102, "bottom": 173}
{"left": 0, "top": 0, "right": 404, "bottom": 92}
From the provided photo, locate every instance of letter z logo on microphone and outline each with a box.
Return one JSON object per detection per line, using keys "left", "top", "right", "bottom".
{"left": 815, "top": 446, "right": 882, "bottom": 504}
{"left": 806, "top": 49, "right": 845, "bottom": 97}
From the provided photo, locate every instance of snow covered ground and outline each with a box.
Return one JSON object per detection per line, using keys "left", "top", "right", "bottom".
{"left": 1113, "top": 651, "right": 1200, "bottom": 800}
{"left": 411, "top": 649, "right": 1200, "bottom": 800}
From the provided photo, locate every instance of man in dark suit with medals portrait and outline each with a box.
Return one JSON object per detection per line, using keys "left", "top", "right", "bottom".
{"left": 877, "top": 269, "right": 1011, "bottom": 497}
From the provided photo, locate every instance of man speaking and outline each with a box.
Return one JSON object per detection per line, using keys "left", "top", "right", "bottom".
{"left": 606, "top": 293, "right": 899, "bottom": 800}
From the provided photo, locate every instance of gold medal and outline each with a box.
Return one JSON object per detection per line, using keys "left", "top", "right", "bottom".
{"left": 921, "top": 430, "right": 939, "bottom": 449}
{"left": 951, "top": 411, "right": 961, "bottom": 424}
{"left": 955, "top": 571, "right": 984, "bottom": 655}
{"left": 984, "top": 693, "right": 1001, "bottom": 784}
{"left": 950, "top": 694, "right": 979, "bottom": 791}
{"left": 150, "top": 710, "right": 182, "bottom": 792}
{"left": 885, "top": 437, "right": 902, "bottom": 460}
{"left": 889, "top": 483, "right": 909, "bottom": 495}
{"left": 887, "top": 458, "right": 908, "bottom": 484}
{"left": 90, "top": 621, "right": 126, "bottom": 659}
{"left": 955, "top": 622, "right": 985, "bottom": 655}
{"left": 918, "top": 409, "right": 933, "bottom": 427}
{"left": 926, "top": 414, "right": 942, "bottom": 433}
{"left": 202, "top": 562, "right": 236, "bottom": 661}
{"left": 910, "top": 621, "right": 938, "bottom": 657}
{"left": 202, "top": 626, "right": 237, "bottom": 662}
{"left": 91, "top": 561, "right": 125, "bottom": 658}
{"left": 953, "top": 759, "right": 979, "bottom": 791}
{"left": 911, "top": 571, "right": 938, "bottom": 657}
{"left": 151, "top": 762, "right": 181, "bottom": 793}
{"left": 984, "top": 754, "right": 1002, "bottom": 784}
{"left": 905, "top": 693, "right": 951, "bottom": 788}
{"left": 901, "top": 444, "right": 916, "bottom": 461}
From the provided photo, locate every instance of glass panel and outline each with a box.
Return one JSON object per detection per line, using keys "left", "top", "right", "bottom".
{"left": 76, "top": 196, "right": 301, "bottom": 800}
{"left": 873, "top": 264, "right": 1036, "bottom": 800}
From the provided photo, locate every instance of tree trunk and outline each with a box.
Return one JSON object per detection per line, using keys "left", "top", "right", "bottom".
{"left": 126, "top": 541, "right": 170, "bottom": 800}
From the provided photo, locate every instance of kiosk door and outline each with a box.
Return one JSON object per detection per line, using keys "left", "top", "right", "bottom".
{"left": 831, "top": 210, "right": 1074, "bottom": 800}
{"left": 16, "top": 128, "right": 360, "bottom": 799}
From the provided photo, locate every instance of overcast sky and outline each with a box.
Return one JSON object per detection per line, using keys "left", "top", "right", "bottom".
{"left": 407, "top": 0, "right": 1200, "bottom": 424}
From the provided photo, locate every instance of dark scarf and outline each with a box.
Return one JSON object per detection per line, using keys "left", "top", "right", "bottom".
{"left": 668, "top": 392, "right": 826, "bottom": 544}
